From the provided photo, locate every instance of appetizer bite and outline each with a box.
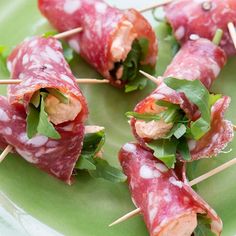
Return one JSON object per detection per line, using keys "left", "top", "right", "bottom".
{"left": 127, "top": 38, "right": 234, "bottom": 167}
{"left": 38, "top": 0, "right": 158, "bottom": 92}
{"left": 0, "top": 36, "right": 125, "bottom": 184}
{"left": 164, "top": 0, "right": 236, "bottom": 56}
{"left": 119, "top": 143, "right": 222, "bottom": 236}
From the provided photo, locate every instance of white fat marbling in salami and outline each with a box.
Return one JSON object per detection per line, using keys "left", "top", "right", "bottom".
{"left": 7, "top": 36, "right": 88, "bottom": 123}
{"left": 38, "top": 0, "right": 157, "bottom": 88}
{"left": 119, "top": 143, "right": 222, "bottom": 236}
{"left": 0, "top": 96, "right": 84, "bottom": 184}
{"left": 164, "top": 0, "right": 236, "bottom": 56}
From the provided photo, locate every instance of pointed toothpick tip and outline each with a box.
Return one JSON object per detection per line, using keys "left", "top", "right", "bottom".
{"left": 53, "top": 27, "right": 83, "bottom": 40}
{"left": 0, "top": 145, "right": 13, "bottom": 163}
{"left": 139, "top": 70, "right": 158, "bottom": 84}
{"left": 228, "top": 22, "right": 236, "bottom": 49}
{"left": 233, "top": 125, "right": 236, "bottom": 131}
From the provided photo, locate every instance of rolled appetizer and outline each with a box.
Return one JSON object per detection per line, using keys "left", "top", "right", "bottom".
{"left": 119, "top": 143, "right": 222, "bottom": 236}
{"left": 38, "top": 0, "right": 158, "bottom": 92}
{"left": 164, "top": 0, "right": 236, "bottom": 56}
{"left": 7, "top": 36, "right": 88, "bottom": 139}
{"left": 127, "top": 38, "right": 234, "bottom": 167}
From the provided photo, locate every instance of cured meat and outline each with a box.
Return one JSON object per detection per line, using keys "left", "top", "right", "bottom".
{"left": 38, "top": 0, "right": 157, "bottom": 88}
{"left": 119, "top": 143, "right": 222, "bottom": 236}
{"left": 7, "top": 36, "right": 88, "bottom": 124}
{"left": 164, "top": 0, "right": 236, "bottom": 56}
{"left": 0, "top": 96, "right": 84, "bottom": 184}
{"left": 131, "top": 38, "right": 233, "bottom": 160}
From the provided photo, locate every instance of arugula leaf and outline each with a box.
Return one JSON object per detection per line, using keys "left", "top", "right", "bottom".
{"left": 37, "top": 93, "right": 61, "bottom": 139}
{"left": 139, "top": 38, "right": 149, "bottom": 60}
{"left": 164, "top": 78, "right": 211, "bottom": 140}
{"left": 125, "top": 111, "right": 161, "bottom": 121}
{"left": 62, "top": 41, "right": 74, "bottom": 63}
{"left": 46, "top": 88, "right": 69, "bottom": 104}
{"left": 173, "top": 124, "right": 187, "bottom": 139}
{"left": 42, "top": 31, "right": 57, "bottom": 38}
{"left": 194, "top": 214, "right": 215, "bottom": 236}
{"left": 30, "top": 91, "right": 40, "bottom": 108}
{"left": 146, "top": 138, "right": 178, "bottom": 168}
{"left": 89, "top": 158, "right": 127, "bottom": 183}
{"left": 177, "top": 137, "right": 191, "bottom": 161}
{"left": 76, "top": 130, "right": 126, "bottom": 182}
{"left": 209, "top": 94, "right": 222, "bottom": 107}
{"left": 0, "top": 45, "right": 11, "bottom": 76}
{"left": 27, "top": 104, "right": 40, "bottom": 139}
{"left": 26, "top": 93, "right": 61, "bottom": 139}
{"left": 125, "top": 75, "right": 147, "bottom": 93}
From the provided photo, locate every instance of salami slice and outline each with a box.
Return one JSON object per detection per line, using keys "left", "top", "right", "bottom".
{"left": 0, "top": 96, "right": 84, "bottom": 184}
{"left": 7, "top": 36, "right": 88, "bottom": 125}
{"left": 130, "top": 38, "right": 233, "bottom": 160}
{"left": 119, "top": 143, "right": 222, "bottom": 235}
{"left": 38, "top": 0, "right": 157, "bottom": 89}
{"left": 164, "top": 0, "right": 236, "bottom": 56}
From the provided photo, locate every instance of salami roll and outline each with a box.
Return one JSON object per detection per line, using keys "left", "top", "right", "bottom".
{"left": 0, "top": 96, "right": 84, "bottom": 184}
{"left": 131, "top": 38, "right": 233, "bottom": 160}
{"left": 7, "top": 36, "right": 88, "bottom": 126}
{"left": 119, "top": 143, "right": 222, "bottom": 236}
{"left": 164, "top": 0, "right": 236, "bottom": 56}
{"left": 38, "top": 0, "right": 157, "bottom": 89}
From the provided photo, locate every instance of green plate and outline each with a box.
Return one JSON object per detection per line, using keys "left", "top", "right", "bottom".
{"left": 0, "top": 1, "right": 236, "bottom": 235}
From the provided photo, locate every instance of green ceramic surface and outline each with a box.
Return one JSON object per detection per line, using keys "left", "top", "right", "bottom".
{"left": 0, "top": 1, "right": 236, "bottom": 235}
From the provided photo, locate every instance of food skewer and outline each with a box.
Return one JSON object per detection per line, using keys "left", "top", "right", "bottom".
{"left": 0, "top": 79, "right": 109, "bottom": 85}
{"left": 138, "top": 0, "right": 174, "bottom": 13}
{"left": 227, "top": 22, "right": 236, "bottom": 49}
{"left": 109, "top": 157, "right": 236, "bottom": 227}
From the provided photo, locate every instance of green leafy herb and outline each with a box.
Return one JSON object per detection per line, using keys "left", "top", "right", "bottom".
{"left": 46, "top": 88, "right": 69, "bottom": 104}
{"left": 209, "top": 94, "right": 222, "bottom": 107}
{"left": 89, "top": 158, "right": 127, "bottom": 183}
{"left": 26, "top": 92, "right": 61, "bottom": 139}
{"left": 173, "top": 124, "right": 187, "bottom": 139}
{"left": 177, "top": 137, "right": 191, "bottom": 161}
{"left": 0, "top": 45, "right": 11, "bottom": 76}
{"left": 194, "top": 214, "right": 215, "bottom": 236}
{"left": 125, "top": 111, "right": 161, "bottom": 121}
{"left": 164, "top": 78, "right": 211, "bottom": 140}
{"left": 139, "top": 38, "right": 149, "bottom": 60}
{"left": 125, "top": 75, "right": 147, "bottom": 93}
{"left": 76, "top": 130, "right": 126, "bottom": 182}
{"left": 62, "top": 41, "right": 74, "bottom": 63}
{"left": 42, "top": 31, "right": 57, "bottom": 38}
{"left": 146, "top": 138, "right": 178, "bottom": 168}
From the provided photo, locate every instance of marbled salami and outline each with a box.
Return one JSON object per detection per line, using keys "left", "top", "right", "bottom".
{"left": 164, "top": 0, "right": 236, "bottom": 56}
{"left": 119, "top": 143, "right": 222, "bottom": 235}
{"left": 38, "top": 0, "right": 157, "bottom": 88}
{"left": 0, "top": 96, "right": 84, "bottom": 184}
{"left": 131, "top": 38, "right": 233, "bottom": 160}
{"left": 7, "top": 36, "right": 88, "bottom": 124}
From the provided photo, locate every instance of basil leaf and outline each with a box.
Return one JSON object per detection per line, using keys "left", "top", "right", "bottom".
{"left": 0, "top": 45, "right": 11, "bottom": 76}
{"left": 146, "top": 138, "right": 178, "bottom": 168}
{"left": 37, "top": 94, "right": 61, "bottom": 139}
{"left": 209, "top": 94, "right": 222, "bottom": 107}
{"left": 26, "top": 104, "right": 40, "bottom": 139}
{"left": 46, "top": 88, "right": 69, "bottom": 104}
{"left": 125, "top": 111, "right": 161, "bottom": 121}
{"left": 177, "top": 137, "right": 191, "bottom": 161}
{"left": 194, "top": 214, "right": 215, "bottom": 236}
{"left": 164, "top": 78, "right": 211, "bottom": 140}
{"left": 89, "top": 158, "right": 127, "bottom": 183}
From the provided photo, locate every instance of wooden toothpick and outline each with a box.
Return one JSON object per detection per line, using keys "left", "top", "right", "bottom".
{"left": 0, "top": 145, "right": 13, "bottom": 163}
{"left": 109, "top": 157, "right": 236, "bottom": 227}
{"left": 234, "top": 125, "right": 236, "bottom": 131}
{"left": 228, "top": 22, "right": 236, "bottom": 49}
{"left": 139, "top": 70, "right": 158, "bottom": 84}
{"left": 139, "top": 0, "right": 174, "bottom": 13}
{"left": 0, "top": 79, "right": 109, "bottom": 85}
{"left": 53, "top": 27, "right": 83, "bottom": 40}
